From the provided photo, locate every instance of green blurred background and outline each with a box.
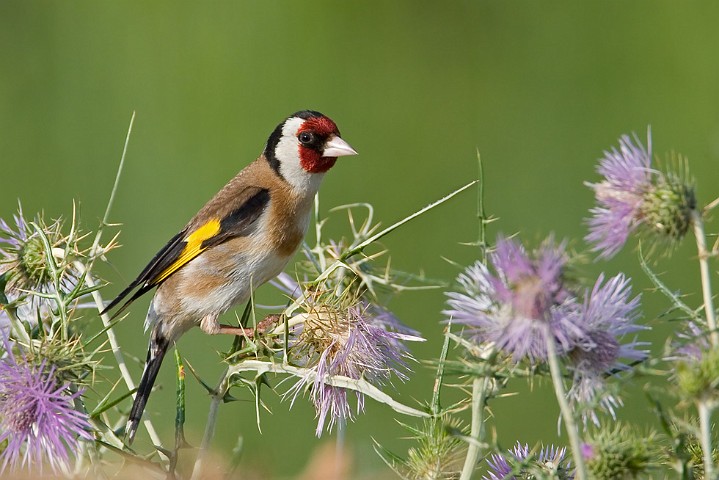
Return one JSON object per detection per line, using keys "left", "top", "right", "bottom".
{"left": 2, "top": 1, "right": 719, "bottom": 477}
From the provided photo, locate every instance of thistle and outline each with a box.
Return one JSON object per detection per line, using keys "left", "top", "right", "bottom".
{"left": 640, "top": 162, "right": 695, "bottom": 243}
{"left": 281, "top": 274, "right": 423, "bottom": 436}
{"left": 483, "top": 441, "right": 573, "bottom": 479}
{"left": 585, "top": 129, "right": 696, "bottom": 258}
{"left": 581, "top": 424, "right": 661, "bottom": 479}
{"left": 445, "top": 236, "right": 645, "bottom": 423}
{"left": 566, "top": 274, "right": 647, "bottom": 425}
{"left": 444, "top": 236, "right": 581, "bottom": 362}
{"left": 289, "top": 300, "right": 423, "bottom": 435}
{"left": 0, "top": 339, "right": 92, "bottom": 473}
{"left": 375, "top": 417, "right": 466, "bottom": 480}
{"left": 0, "top": 207, "right": 84, "bottom": 330}
{"left": 675, "top": 346, "right": 719, "bottom": 402}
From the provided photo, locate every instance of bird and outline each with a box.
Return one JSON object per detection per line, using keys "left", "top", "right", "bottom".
{"left": 101, "top": 110, "right": 357, "bottom": 444}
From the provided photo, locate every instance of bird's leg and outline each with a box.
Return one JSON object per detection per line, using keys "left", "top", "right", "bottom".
{"left": 199, "top": 313, "right": 282, "bottom": 337}
{"left": 199, "top": 314, "right": 248, "bottom": 336}
{"left": 217, "top": 325, "right": 254, "bottom": 336}
{"left": 199, "top": 314, "right": 222, "bottom": 335}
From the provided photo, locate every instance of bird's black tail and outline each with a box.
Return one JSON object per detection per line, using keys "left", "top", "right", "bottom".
{"left": 125, "top": 333, "right": 169, "bottom": 445}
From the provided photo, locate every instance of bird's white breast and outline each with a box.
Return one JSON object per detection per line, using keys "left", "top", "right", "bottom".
{"left": 181, "top": 245, "right": 290, "bottom": 317}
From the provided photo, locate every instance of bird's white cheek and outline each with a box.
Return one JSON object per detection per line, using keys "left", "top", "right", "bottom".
{"left": 275, "top": 118, "right": 324, "bottom": 194}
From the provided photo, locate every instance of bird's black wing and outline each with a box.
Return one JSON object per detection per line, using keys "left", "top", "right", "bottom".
{"left": 101, "top": 187, "right": 270, "bottom": 319}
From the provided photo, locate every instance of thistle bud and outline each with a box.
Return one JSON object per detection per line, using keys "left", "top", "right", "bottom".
{"left": 583, "top": 424, "right": 660, "bottom": 479}
{"left": 640, "top": 172, "right": 696, "bottom": 242}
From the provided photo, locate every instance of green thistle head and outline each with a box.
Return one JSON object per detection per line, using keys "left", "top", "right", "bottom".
{"left": 676, "top": 347, "right": 719, "bottom": 401}
{"left": 583, "top": 423, "right": 661, "bottom": 479}
{"left": 684, "top": 429, "right": 719, "bottom": 479}
{"left": 586, "top": 138, "right": 699, "bottom": 259}
{"left": 0, "top": 210, "right": 77, "bottom": 296}
{"left": 375, "top": 417, "right": 465, "bottom": 480}
{"left": 17, "top": 234, "right": 52, "bottom": 286}
{"left": 0, "top": 206, "right": 97, "bottom": 335}
{"left": 25, "top": 336, "right": 99, "bottom": 386}
{"left": 640, "top": 168, "right": 696, "bottom": 243}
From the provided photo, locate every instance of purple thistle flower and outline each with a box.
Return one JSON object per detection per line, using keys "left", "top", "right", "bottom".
{"left": 566, "top": 274, "right": 646, "bottom": 425}
{"left": 0, "top": 207, "right": 30, "bottom": 256}
{"left": 279, "top": 272, "right": 423, "bottom": 436}
{"left": 447, "top": 235, "right": 646, "bottom": 422}
{"left": 670, "top": 321, "right": 709, "bottom": 362}
{"left": 291, "top": 304, "right": 423, "bottom": 436}
{"left": 669, "top": 322, "right": 719, "bottom": 400}
{"left": 585, "top": 129, "right": 696, "bottom": 258}
{"left": 585, "top": 131, "right": 653, "bottom": 259}
{"left": 483, "top": 441, "right": 573, "bottom": 479}
{"left": 445, "top": 236, "right": 584, "bottom": 362}
{"left": 581, "top": 443, "right": 596, "bottom": 461}
{"left": 0, "top": 340, "right": 92, "bottom": 474}
{"left": 484, "top": 449, "right": 513, "bottom": 479}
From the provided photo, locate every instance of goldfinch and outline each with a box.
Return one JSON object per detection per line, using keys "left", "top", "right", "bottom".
{"left": 102, "top": 110, "right": 357, "bottom": 443}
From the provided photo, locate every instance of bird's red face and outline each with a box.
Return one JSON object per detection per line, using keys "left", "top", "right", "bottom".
{"left": 296, "top": 115, "right": 352, "bottom": 173}
{"left": 264, "top": 110, "right": 357, "bottom": 193}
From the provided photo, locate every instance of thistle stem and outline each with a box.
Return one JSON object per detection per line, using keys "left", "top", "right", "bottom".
{"left": 191, "top": 368, "right": 230, "bottom": 480}
{"left": 228, "top": 360, "right": 429, "bottom": 418}
{"left": 459, "top": 376, "right": 489, "bottom": 480}
{"left": 88, "top": 111, "right": 134, "bottom": 270}
{"left": 691, "top": 210, "right": 718, "bottom": 346}
{"left": 313, "top": 194, "right": 327, "bottom": 272}
{"left": 544, "top": 329, "right": 587, "bottom": 480}
{"left": 431, "top": 321, "right": 452, "bottom": 415}
{"left": 699, "top": 401, "right": 715, "bottom": 480}
{"left": 80, "top": 265, "right": 164, "bottom": 449}
{"left": 705, "top": 196, "right": 719, "bottom": 213}
{"left": 79, "top": 112, "right": 164, "bottom": 449}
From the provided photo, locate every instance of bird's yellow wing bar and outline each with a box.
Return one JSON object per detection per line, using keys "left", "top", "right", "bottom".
{"left": 153, "top": 219, "right": 221, "bottom": 284}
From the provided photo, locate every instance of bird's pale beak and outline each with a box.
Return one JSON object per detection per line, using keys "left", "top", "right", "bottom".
{"left": 323, "top": 135, "right": 358, "bottom": 157}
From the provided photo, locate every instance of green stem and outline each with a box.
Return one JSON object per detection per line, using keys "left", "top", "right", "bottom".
{"left": 191, "top": 368, "right": 230, "bottom": 480}
{"left": 699, "top": 401, "right": 715, "bottom": 480}
{"left": 458, "top": 156, "right": 489, "bottom": 480}
{"left": 313, "top": 194, "right": 327, "bottom": 272}
{"left": 544, "top": 329, "right": 587, "bottom": 480}
{"left": 705, "top": 196, "right": 719, "bottom": 213}
{"left": 30, "top": 223, "right": 69, "bottom": 340}
{"left": 228, "top": 360, "right": 429, "bottom": 418}
{"left": 431, "top": 321, "right": 452, "bottom": 415}
{"left": 72, "top": 393, "right": 104, "bottom": 478}
{"left": 692, "top": 210, "right": 718, "bottom": 346}
{"left": 340, "top": 181, "right": 476, "bottom": 261}
{"left": 476, "top": 151, "right": 488, "bottom": 263}
{"left": 78, "top": 263, "right": 164, "bottom": 449}
{"left": 79, "top": 112, "right": 165, "bottom": 450}
{"left": 4, "top": 308, "right": 31, "bottom": 345}
{"left": 87, "top": 111, "right": 134, "bottom": 272}
{"left": 459, "top": 376, "right": 489, "bottom": 480}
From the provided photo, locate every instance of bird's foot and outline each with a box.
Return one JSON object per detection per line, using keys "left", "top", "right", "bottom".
{"left": 215, "top": 314, "right": 282, "bottom": 338}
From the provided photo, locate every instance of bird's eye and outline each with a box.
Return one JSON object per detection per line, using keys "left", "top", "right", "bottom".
{"left": 298, "top": 131, "right": 314, "bottom": 145}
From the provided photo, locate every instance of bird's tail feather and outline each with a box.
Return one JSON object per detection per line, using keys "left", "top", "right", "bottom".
{"left": 125, "top": 333, "right": 169, "bottom": 445}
